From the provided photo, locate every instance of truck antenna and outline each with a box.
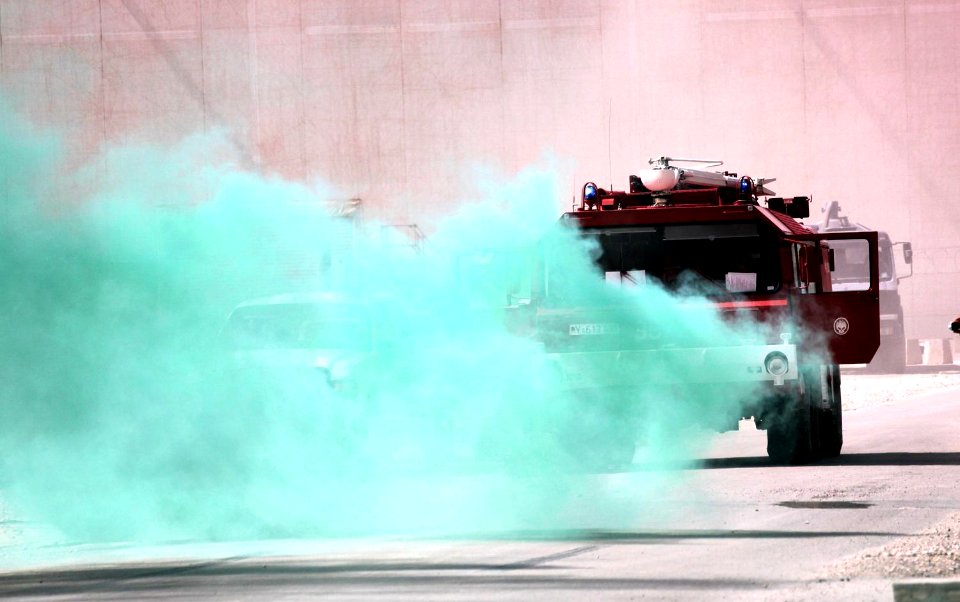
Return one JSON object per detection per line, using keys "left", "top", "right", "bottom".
{"left": 607, "top": 97, "right": 613, "bottom": 190}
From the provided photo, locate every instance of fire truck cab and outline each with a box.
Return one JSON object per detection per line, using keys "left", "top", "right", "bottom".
{"left": 539, "top": 158, "right": 880, "bottom": 464}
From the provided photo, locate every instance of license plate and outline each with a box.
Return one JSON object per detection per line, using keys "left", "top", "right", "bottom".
{"left": 569, "top": 323, "right": 618, "bottom": 336}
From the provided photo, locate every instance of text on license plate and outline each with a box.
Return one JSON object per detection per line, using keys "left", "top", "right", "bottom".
{"left": 569, "top": 323, "right": 619, "bottom": 336}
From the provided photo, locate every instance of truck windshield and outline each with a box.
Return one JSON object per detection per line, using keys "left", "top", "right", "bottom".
{"left": 877, "top": 239, "right": 894, "bottom": 281}
{"left": 545, "top": 221, "right": 781, "bottom": 302}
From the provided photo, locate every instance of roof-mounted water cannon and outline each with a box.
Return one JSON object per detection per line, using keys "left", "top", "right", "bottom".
{"left": 636, "top": 157, "right": 776, "bottom": 202}
{"left": 578, "top": 156, "right": 787, "bottom": 212}
{"left": 822, "top": 201, "right": 850, "bottom": 229}
{"left": 637, "top": 156, "right": 685, "bottom": 192}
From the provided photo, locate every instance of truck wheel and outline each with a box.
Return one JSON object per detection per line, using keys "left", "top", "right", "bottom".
{"left": 765, "top": 381, "right": 813, "bottom": 465}
{"left": 812, "top": 365, "right": 843, "bottom": 458}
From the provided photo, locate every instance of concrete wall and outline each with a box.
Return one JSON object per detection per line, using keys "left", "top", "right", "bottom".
{"left": 1, "top": 0, "right": 958, "bottom": 337}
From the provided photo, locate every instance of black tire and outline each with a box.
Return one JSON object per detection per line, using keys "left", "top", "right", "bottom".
{"left": 766, "top": 379, "right": 813, "bottom": 465}
{"left": 812, "top": 365, "right": 843, "bottom": 458}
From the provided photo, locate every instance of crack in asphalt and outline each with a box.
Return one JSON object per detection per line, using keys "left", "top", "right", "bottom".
{"left": 778, "top": 501, "right": 873, "bottom": 509}
{"left": 493, "top": 544, "right": 600, "bottom": 569}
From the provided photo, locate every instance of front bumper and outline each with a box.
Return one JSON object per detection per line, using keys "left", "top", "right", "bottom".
{"left": 546, "top": 344, "right": 799, "bottom": 390}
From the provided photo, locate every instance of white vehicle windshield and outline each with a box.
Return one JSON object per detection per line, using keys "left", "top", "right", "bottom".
{"left": 223, "top": 302, "right": 372, "bottom": 351}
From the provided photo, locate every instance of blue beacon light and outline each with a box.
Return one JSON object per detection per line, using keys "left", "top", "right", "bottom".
{"left": 584, "top": 182, "right": 598, "bottom": 202}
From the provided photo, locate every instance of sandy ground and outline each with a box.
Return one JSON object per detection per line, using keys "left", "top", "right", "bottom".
{"left": 840, "top": 366, "right": 960, "bottom": 411}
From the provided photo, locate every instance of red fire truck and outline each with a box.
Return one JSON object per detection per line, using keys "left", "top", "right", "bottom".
{"left": 536, "top": 158, "right": 880, "bottom": 464}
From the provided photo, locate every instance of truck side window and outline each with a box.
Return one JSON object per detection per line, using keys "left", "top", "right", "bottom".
{"left": 826, "top": 239, "right": 871, "bottom": 291}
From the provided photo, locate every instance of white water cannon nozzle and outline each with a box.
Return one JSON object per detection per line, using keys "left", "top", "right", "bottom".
{"left": 639, "top": 166, "right": 681, "bottom": 191}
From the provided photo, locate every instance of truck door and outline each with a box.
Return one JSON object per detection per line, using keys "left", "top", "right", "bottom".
{"left": 791, "top": 231, "right": 880, "bottom": 365}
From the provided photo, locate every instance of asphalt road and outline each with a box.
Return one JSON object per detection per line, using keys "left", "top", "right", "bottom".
{"left": 1, "top": 380, "right": 959, "bottom": 601}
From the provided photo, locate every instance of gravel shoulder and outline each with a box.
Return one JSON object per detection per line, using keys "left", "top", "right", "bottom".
{"left": 826, "top": 511, "right": 960, "bottom": 579}
{"left": 828, "top": 366, "right": 960, "bottom": 582}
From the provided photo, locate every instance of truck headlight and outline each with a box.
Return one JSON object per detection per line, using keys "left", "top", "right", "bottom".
{"left": 764, "top": 352, "right": 789, "bottom": 377}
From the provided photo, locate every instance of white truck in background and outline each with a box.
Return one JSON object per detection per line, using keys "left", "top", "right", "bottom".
{"left": 810, "top": 202, "right": 913, "bottom": 372}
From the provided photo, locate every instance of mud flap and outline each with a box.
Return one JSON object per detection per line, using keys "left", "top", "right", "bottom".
{"left": 765, "top": 378, "right": 813, "bottom": 465}
{"left": 811, "top": 365, "right": 842, "bottom": 458}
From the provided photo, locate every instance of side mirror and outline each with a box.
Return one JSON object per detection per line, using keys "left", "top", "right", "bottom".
{"left": 828, "top": 248, "right": 836, "bottom": 272}
{"left": 894, "top": 241, "right": 914, "bottom": 280}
